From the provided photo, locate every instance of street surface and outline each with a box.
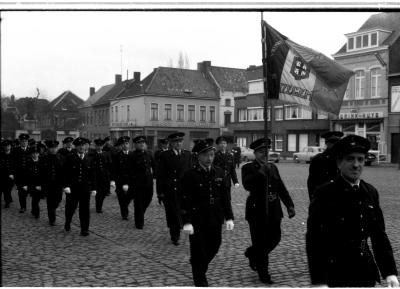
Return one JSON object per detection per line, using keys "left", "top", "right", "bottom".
{"left": 2, "top": 163, "right": 399, "bottom": 287}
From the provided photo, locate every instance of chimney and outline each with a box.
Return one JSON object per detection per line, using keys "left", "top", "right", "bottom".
{"left": 89, "top": 87, "right": 95, "bottom": 96}
{"left": 134, "top": 72, "right": 141, "bottom": 82}
{"left": 197, "top": 61, "right": 211, "bottom": 74}
{"left": 115, "top": 74, "right": 122, "bottom": 84}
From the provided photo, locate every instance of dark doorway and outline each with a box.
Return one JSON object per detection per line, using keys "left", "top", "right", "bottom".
{"left": 391, "top": 133, "right": 400, "bottom": 163}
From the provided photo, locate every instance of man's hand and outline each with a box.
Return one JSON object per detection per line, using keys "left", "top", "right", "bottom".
{"left": 91, "top": 190, "right": 97, "bottom": 197}
{"left": 9, "top": 175, "right": 14, "bottom": 180}
{"left": 226, "top": 220, "right": 234, "bottom": 230}
{"left": 110, "top": 181, "right": 116, "bottom": 188}
{"left": 157, "top": 194, "right": 164, "bottom": 206}
{"left": 386, "top": 275, "right": 399, "bottom": 287}
{"left": 122, "top": 184, "right": 129, "bottom": 192}
{"left": 183, "top": 224, "right": 194, "bottom": 235}
{"left": 287, "top": 207, "right": 296, "bottom": 218}
{"left": 64, "top": 187, "right": 71, "bottom": 194}
{"left": 35, "top": 186, "right": 41, "bottom": 191}
{"left": 22, "top": 186, "right": 28, "bottom": 191}
{"left": 234, "top": 183, "right": 240, "bottom": 188}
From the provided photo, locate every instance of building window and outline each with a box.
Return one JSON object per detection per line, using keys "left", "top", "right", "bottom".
{"left": 355, "top": 70, "right": 365, "bottom": 99}
{"left": 275, "top": 106, "right": 283, "bottom": 121}
{"left": 371, "top": 32, "right": 377, "bottom": 45}
{"left": 248, "top": 108, "right": 264, "bottom": 121}
{"left": 237, "top": 137, "right": 246, "bottom": 148}
{"left": 275, "top": 135, "right": 283, "bottom": 151}
{"left": 115, "top": 106, "right": 118, "bottom": 122}
{"left": 370, "top": 68, "right": 381, "bottom": 98}
{"left": 362, "top": 34, "right": 369, "bottom": 47}
{"left": 285, "top": 105, "right": 301, "bottom": 119}
{"left": 150, "top": 103, "right": 158, "bottom": 121}
{"left": 110, "top": 108, "right": 113, "bottom": 123}
{"left": 127, "top": 105, "right": 130, "bottom": 121}
{"left": 356, "top": 36, "right": 362, "bottom": 49}
{"left": 188, "top": 105, "right": 195, "bottom": 121}
{"left": 209, "top": 106, "right": 215, "bottom": 123}
{"left": 225, "top": 98, "right": 231, "bottom": 107}
{"left": 348, "top": 37, "right": 354, "bottom": 50}
{"left": 177, "top": 104, "right": 184, "bottom": 121}
{"left": 288, "top": 134, "right": 297, "bottom": 152}
{"left": 224, "top": 113, "right": 231, "bottom": 126}
{"left": 238, "top": 109, "right": 247, "bottom": 122}
{"left": 200, "top": 106, "right": 206, "bottom": 122}
{"left": 165, "top": 104, "right": 172, "bottom": 120}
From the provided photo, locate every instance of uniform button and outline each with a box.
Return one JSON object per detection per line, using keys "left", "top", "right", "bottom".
{"left": 361, "top": 228, "right": 364, "bottom": 232}
{"left": 360, "top": 214, "right": 363, "bottom": 219}
{"left": 359, "top": 201, "right": 362, "bottom": 205}
{"left": 360, "top": 253, "right": 364, "bottom": 256}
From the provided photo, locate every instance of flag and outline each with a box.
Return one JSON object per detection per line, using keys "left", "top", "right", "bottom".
{"left": 262, "top": 20, "right": 354, "bottom": 116}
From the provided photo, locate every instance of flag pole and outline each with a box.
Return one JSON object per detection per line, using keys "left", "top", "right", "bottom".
{"left": 261, "top": 13, "right": 269, "bottom": 162}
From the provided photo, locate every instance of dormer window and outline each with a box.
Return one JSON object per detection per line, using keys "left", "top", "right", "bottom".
{"left": 347, "top": 31, "right": 380, "bottom": 52}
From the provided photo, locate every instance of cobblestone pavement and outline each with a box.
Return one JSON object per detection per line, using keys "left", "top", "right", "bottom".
{"left": 2, "top": 163, "right": 399, "bottom": 287}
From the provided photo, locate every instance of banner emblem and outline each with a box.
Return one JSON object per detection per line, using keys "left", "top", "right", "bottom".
{"left": 290, "top": 56, "right": 310, "bottom": 80}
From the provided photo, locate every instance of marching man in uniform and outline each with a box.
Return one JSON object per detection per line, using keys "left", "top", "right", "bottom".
{"left": 0, "top": 140, "right": 15, "bottom": 208}
{"left": 306, "top": 134, "right": 399, "bottom": 287}
{"left": 307, "top": 131, "right": 343, "bottom": 201}
{"left": 213, "top": 136, "right": 239, "bottom": 201}
{"left": 58, "top": 136, "right": 75, "bottom": 159}
{"left": 241, "top": 138, "right": 295, "bottom": 284}
{"left": 157, "top": 132, "right": 192, "bottom": 245}
{"left": 63, "top": 137, "right": 96, "bottom": 236}
{"left": 182, "top": 139, "right": 234, "bottom": 287}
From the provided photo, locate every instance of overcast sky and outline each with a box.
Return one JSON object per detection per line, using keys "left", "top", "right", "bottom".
{"left": 2, "top": 11, "right": 375, "bottom": 101}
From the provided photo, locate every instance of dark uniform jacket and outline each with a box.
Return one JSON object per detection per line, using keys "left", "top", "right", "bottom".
{"left": 20, "top": 157, "right": 42, "bottom": 188}
{"left": 214, "top": 150, "right": 238, "bottom": 187}
{"left": 112, "top": 151, "right": 133, "bottom": 186}
{"left": 58, "top": 147, "right": 76, "bottom": 159}
{"left": 306, "top": 176, "right": 398, "bottom": 285}
{"left": 40, "top": 153, "right": 64, "bottom": 186}
{"left": 242, "top": 160, "right": 294, "bottom": 223}
{"left": 11, "top": 146, "right": 30, "bottom": 185}
{"left": 90, "top": 150, "right": 113, "bottom": 189}
{"left": 307, "top": 149, "right": 338, "bottom": 200}
{"left": 157, "top": 149, "right": 192, "bottom": 199}
{"left": 131, "top": 150, "right": 155, "bottom": 190}
{"left": 0, "top": 151, "right": 14, "bottom": 182}
{"left": 63, "top": 153, "right": 96, "bottom": 192}
{"left": 181, "top": 165, "right": 234, "bottom": 227}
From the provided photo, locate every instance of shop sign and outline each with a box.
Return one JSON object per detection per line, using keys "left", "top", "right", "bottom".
{"left": 339, "top": 111, "right": 383, "bottom": 119}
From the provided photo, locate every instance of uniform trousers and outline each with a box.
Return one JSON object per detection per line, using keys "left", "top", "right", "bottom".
{"left": 248, "top": 219, "right": 281, "bottom": 275}
{"left": 189, "top": 225, "right": 222, "bottom": 287}
{"left": 43, "top": 184, "right": 63, "bottom": 223}
{"left": 65, "top": 190, "right": 91, "bottom": 232}
{"left": 29, "top": 187, "right": 42, "bottom": 218}
{"left": 0, "top": 177, "right": 14, "bottom": 205}
{"left": 17, "top": 185, "right": 28, "bottom": 210}
{"left": 95, "top": 185, "right": 109, "bottom": 212}
{"left": 163, "top": 196, "right": 182, "bottom": 242}
{"left": 133, "top": 187, "right": 153, "bottom": 228}
{"left": 115, "top": 184, "right": 132, "bottom": 218}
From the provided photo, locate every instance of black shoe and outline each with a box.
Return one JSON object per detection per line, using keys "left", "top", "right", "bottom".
{"left": 244, "top": 248, "right": 257, "bottom": 271}
{"left": 172, "top": 239, "right": 180, "bottom": 246}
{"left": 19, "top": 208, "right": 26, "bottom": 213}
{"left": 34, "top": 214, "right": 39, "bottom": 219}
{"left": 96, "top": 210, "right": 103, "bottom": 213}
{"left": 5, "top": 203, "right": 10, "bottom": 208}
{"left": 49, "top": 221, "right": 55, "bottom": 226}
{"left": 80, "top": 231, "right": 89, "bottom": 236}
{"left": 122, "top": 216, "right": 128, "bottom": 220}
{"left": 258, "top": 272, "right": 273, "bottom": 284}
{"left": 135, "top": 225, "right": 143, "bottom": 229}
{"left": 64, "top": 223, "right": 71, "bottom": 231}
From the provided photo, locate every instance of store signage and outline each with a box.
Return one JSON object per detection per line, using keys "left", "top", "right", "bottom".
{"left": 339, "top": 111, "right": 383, "bottom": 119}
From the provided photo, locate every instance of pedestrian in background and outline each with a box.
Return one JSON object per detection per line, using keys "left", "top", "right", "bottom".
{"left": 231, "top": 143, "right": 241, "bottom": 169}
{"left": 242, "top": 138, "right": 295, "bottom": 284}
{"left": 41, "top": 140, "right": 64, "bottom": 225}
{"left": 0, "top": 140, "right": 15, "bottom": 208}
{"left": 307, "top": 131, "right": 343, "bottom": 201}
{"left": 157, "top": 132, "right": 192, "bottom": 245}
{"left": 63, "top": 137, "right": 96, "bottom": 236}
{"left": 182, "top": 139, "right": 234, "bottom": 287}
{"left": 214, "top": 136, "right": 240, "bottom": 201}
{"left": 306, "top": 134, "right": 399, "bottom": 287}
{"left": 154, "top": 138, "right": 169, "bottom": 205}
{"left": 131, "top": 136, "right": 155, "bottom": 229}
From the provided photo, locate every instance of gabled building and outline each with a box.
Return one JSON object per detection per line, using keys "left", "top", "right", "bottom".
{"left": 228, "top": 66, "right": 330, "bottom": 158}
{"left": 110, "top": 67, "right": 220, "bottom": 150}
{"left": 333, "top": 12, "right": 400, "bottom": 163}
{"left": 197, "top": 61, "right": 248, "bottom": 135}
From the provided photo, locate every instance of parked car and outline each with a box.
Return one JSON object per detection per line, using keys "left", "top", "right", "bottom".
{"left": 365, "top": 150, "right": 378, "bottom": 166}
{"left": 240, "top": 147, "right": 280, "bottom": 163}
{"left": 293, "top": 146, "right": 324, "bottom": 163}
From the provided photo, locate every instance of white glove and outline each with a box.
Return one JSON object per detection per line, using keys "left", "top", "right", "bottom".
{"left": 22, "top": 186, "right": 28, "bottom": 191}
{"left": 64, "top": 187, "right": 71, "bottom": 194}
{"left": 122, "top": 184, "right": 129, "bottom": 192}
{"left": 9, "top": 175, "right": 14, "bottom": 180}
{"left": 234, "top": 183, "right": 240, "bottom": 188}
{"left": 110, "top": 181, "right": 116, "bottom": 188}
{"left": 91, "top": 190, "right": 97, "bottom": 197}
{"left": 35, "top": 186, "right": 41, "bottom": 191}
{"left": 386, "top": 275, "right": 399, "bottom": 287}
{"left": 183, "top": 223, "right": 194, "bottom": 235}
{"left": 226, "top": 219, "right": 234, "bottom": 230}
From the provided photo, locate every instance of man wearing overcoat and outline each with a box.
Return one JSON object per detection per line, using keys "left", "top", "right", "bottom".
{"left": 0, "top": 140, "right": 15, "bottom": 208}
{"left": 306, "top": 134, "right": 399, "bottom": 287}
{"left": 241, "top": 138, "right": 295, "bottom": 284}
